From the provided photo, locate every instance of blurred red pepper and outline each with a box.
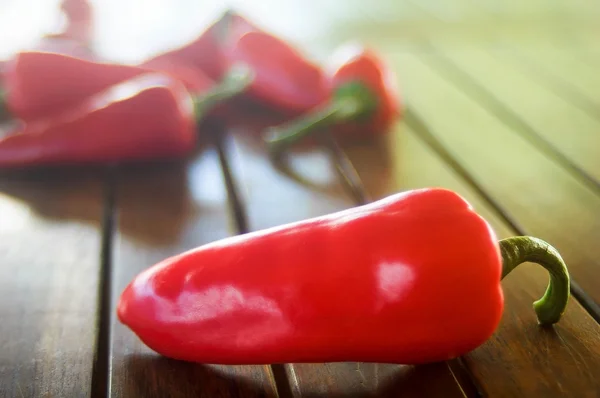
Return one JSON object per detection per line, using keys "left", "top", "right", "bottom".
{"left": 21, "top": 0, "right": 95, "bottom": 61}
{"left": 265, "top": 43, "right": 401, "bottom": 154}
{"left": 222, "top": 29, "right": 329, "bottom": 114}
{"left": 141, "top": 10, "right": 256, "bottom": 81}
{"left": 140, "top": 56, "right": 215, "bottom": 94}
{"left": 47, "top": 0, "right": 94, "bottom": 45}
{"left": 0, "top": 51, "right": 213, "bottom": 124}
{"left": 143, "top": 9, "right": 327, "bottom": 114}
{"left": 117, "top": 188, "right": 570, "bottom": 365}
{"left": 0, "top": 66, "right": 252, "bottom": 169}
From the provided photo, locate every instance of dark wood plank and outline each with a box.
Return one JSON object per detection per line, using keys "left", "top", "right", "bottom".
{"left": 226, "top": 125, "right": 466, "bottom": 398}
{"left": 0, "top": 169, "right": 106, "bottom": 398}
{"left": 390, "top": 50, "right": 600, "bottom": 313}
{"left": 108, "top": 144, "right": 278, "bottom": 398}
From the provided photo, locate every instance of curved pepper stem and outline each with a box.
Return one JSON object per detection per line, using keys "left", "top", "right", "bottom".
{"left": 265, "top": 81, "right": 378, "bottom": 157}
{"left": 499, "top": 236, "right": 570, "bottom": 325}
{"left": 192, "top": 63, "right": 254, "bottom": 120}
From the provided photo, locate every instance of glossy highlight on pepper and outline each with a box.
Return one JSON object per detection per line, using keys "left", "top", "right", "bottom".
{"left": 117, "top": 188, "right": 570, "bottom": 365}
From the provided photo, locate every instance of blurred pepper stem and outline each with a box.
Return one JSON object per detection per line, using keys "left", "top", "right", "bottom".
{"left": 192, "top": 63, "right": 254, "bottom": 120}
{"left": 265, "top": 81, "right": 377, "bottom": 157}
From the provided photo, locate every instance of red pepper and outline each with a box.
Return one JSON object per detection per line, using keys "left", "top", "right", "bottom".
{"left": 51, "top": 0, "right": 94, "bottom": 44}
{"left": 221, "top": 29, "right": 329, "bottom": 114}
{"left": 0, "top": 66, "right": 252, "bottom": 168}
{"left": 0, "top": 51, "right": 213, "bottom": 124}
{"left": 143, "top": 10, "right": 327, "bottom": 114}
{"left": 116, "top": 188, "right": 570, "bottom": 365}
{"left": 141, "top": 10, "right": 257, "bottom": 81}
{"left": 265, "top": 43, "right": 401, "bottom": 154}
{"left": 140, "top": 56, "right": 215, "bottom": 94}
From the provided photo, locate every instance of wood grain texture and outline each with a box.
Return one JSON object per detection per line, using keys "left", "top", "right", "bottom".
{"left": 388, "top": 51, "right": 600, "bottom": 311}
{"left": 108, "top": 141, "right": 277, "bottom": 398}
{"left": 344, "top": 126, "right": 600, "bottom": 396}
{"left": 500, "top": 45, "right": 600, "bottom": 113}
{"left": 423, "top": 45, "right": 600, "bottom": 185}
{"left": 225, "top": 123, "right": 466, "bottom": 398}
{"left": 0, "top": 170, "right": 105, "bottom": 398}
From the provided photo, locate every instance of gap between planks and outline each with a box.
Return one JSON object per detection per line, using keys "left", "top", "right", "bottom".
{"left": 90, "top": 166, "right": 117, "bottom": 398}
{"left": 504, "top": 45, "right": 600, "bottom": 123}
{"left": 418, "top": 42, "right": 600, "bottom": 196}
{"left": 212, "top": 126, "right": 294, "bottom": 398}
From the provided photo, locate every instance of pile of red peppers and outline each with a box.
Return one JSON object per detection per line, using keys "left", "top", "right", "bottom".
{"left": 0, "top": 9, "right": 400, "bottom": 168}
{"left": 0, "top": 7, "right": 572, "bottom": 370}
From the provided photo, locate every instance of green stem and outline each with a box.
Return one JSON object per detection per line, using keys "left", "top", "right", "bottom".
{"left": 192, "top": 63, "right": 253, "bottom": 120}
{"left": 265, "top": 81, "right": 378, "bottom": 157}
{"left": 499, "top": 236, "right": 570, "bottom": 325}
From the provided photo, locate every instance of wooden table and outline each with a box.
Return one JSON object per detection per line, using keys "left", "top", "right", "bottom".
{"left": 1, "top": 1, "right": 600, "bottom": 397}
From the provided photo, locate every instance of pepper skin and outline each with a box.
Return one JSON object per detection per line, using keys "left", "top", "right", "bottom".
{"left": 0, "top": 67, "right": 252, "bottom": 168}
{"left": 0, "top": 51, "right": 213, "bottom": 123}
{"left": 265, "top": 43, "right": 401, "bottom": 154}
{"left": 140, "top": 56, "right": 215, "bottom": 94}
{"left": 222, "top": 29, "right": 329, "bottom": 114}
{"left": 117, "top": 188, "right": 570, "bottom": 365}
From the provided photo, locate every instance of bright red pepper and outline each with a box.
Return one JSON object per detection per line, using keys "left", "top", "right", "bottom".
{"left": 265, "top": 43, "right": 401, "bottom": 154}
{"left": 0, "top": 66, "right": 252, "bottom": 168}
{"left": 0, "top": 51, "right": 213, "bottom": 124}
{"left": 117, "top": 188, "right": 570, "bottom": 365}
